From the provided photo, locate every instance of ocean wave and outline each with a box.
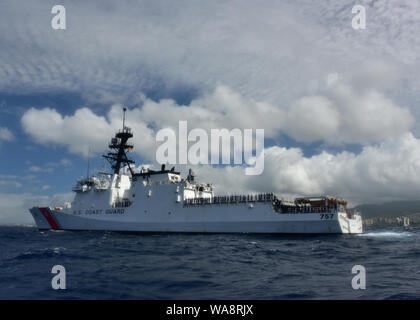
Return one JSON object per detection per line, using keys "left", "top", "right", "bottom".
{"left": 357, "top": 231, "right": 414, "bottom": 238}
{"left": 11, "top": 247, "right": 67, "bottom": 261}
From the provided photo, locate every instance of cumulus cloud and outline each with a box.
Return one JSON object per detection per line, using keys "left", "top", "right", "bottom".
{"left": 21, "top": 86, "right": 281, "bottom": 164}
{"left": 285, "top": 74, "right": 414, "bottom": 144}
{"left": 21, "top": 105, "right": 157, "bottom": 159}
{"left": 141, "top": 85, "right": 285, "bottom": 136}
{"left": 21, "top": 78, "right": 414, "bottom": 162}
{"left": 135, "top": 76, "right": 414, "bottom": 146}
{"left": 0, "top": 127, "right": 13, "bottom": 142}
{"left": 286, "top": 96, "right": 340, "bottom": 143}
{"left": 195, "top": 133, "right": 420, "bottom": 205}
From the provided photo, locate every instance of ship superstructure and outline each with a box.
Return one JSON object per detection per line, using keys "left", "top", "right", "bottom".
{"left": 29, "top": 109, "right": 363, "bottom": 234}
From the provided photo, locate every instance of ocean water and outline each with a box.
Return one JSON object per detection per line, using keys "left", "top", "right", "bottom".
{"left": 0, "top": 225, "right": 419, "bottom": 300}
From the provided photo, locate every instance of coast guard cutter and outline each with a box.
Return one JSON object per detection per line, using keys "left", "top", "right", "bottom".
{"left": 29, "top": 110, "right": 363, "bottom": 234}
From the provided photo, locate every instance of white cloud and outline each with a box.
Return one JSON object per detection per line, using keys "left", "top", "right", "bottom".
{"left": 0, "top": 174, "right": 36, "bottom": 181}
{"left": 45, "top": 159, "right": 72, "bottom": 168}
{"left": 0, "top": 180, "right": 22, "bottom": 188}
{"left": 0, "top": 127, "right": 13, "bottom": 142}
{"left": 28, "top": 166, "right": 54, "bottom": 173}
{"left": 195, "top": 133, "right": 420, "bottom": 205}
{"left": 286, "top": 95, "right": 340, "bottom": 143}
{"left": 22, "top": 86, "right": 281, "bottom": 162}
{"left": 60, "top": 158, "right": 72, "bottom": 166}
{"left": 21, "top": 105, "right": 157, "bottom": 159}
{"left": 137, "top": 77, "right": 414, "bottom": 145}
{"left": 21, "top": 79, "right": 413, "bottom": 163}
{"left": 141, "top": 85, "right": 285, "bottom": 136}
{"left": 1, "top": 0, "right": 420, "bottom": 115}
{"left": 0, "top": 192, "right": 73, "bottom": 225}
{"left": 285, "top": 74, "right": 414, "bottom": 144}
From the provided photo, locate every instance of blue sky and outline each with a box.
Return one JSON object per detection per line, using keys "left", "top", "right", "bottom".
{"left": 1, "top": 0, "right": 420, "bottom": 223}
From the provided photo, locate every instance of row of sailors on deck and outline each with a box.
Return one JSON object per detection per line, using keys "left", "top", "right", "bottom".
{"left": 184, "top": 193, "right": 276, "bottom": 205}
{"left": 279, "top": 204, "right": 338, "bottom": 213}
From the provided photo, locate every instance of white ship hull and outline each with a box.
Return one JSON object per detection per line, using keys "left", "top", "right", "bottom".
{"left": 30, "top": 203, "right": 363, "bottom": 234}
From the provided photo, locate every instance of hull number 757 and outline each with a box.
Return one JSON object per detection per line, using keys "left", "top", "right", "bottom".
{"left": 320, "top": 213, "right": 334, "bottom": 220}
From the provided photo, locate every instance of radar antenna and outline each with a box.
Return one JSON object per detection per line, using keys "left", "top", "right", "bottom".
{"left": 102, "top": 107, "right": 135, "bottom": 175}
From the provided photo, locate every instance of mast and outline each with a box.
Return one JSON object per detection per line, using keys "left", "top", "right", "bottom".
{"left": 86, "top": 146, "right": 90, "bottom": 179}
{"left": 122, "top": 107, "right": 126, "bottom": 129}
{"left": 102, "top": 108, "right": 135, "bottom": 175}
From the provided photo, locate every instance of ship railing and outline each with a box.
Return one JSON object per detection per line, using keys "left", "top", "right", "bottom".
{"left": 116, "top": 127, "right": 133, "bottom": 136}
{"left": 275, "top": 203, "right": 337, "bottom": 214}
{"left": 183, "top": 193, "right": 277, "bottom": 206}
{"left": 72, "top": 184, "right": 90, "bottom": 192}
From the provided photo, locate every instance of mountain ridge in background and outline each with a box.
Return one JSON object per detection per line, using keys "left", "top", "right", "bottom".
{"left": 354, "top": 200, "right": 420, "bottom": 219}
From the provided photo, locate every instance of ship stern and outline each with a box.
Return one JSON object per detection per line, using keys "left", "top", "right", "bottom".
{"left": 337, "top": 212, "right": 363, "bottom": 234}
